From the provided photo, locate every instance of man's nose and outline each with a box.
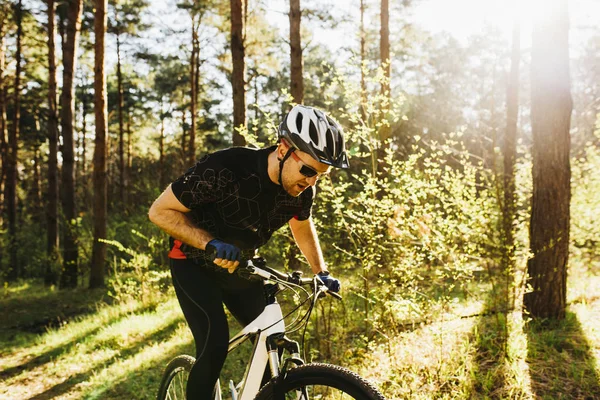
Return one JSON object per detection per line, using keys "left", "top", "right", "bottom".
{"left": 305, "top": 175, "right": 319, "bottom": 186}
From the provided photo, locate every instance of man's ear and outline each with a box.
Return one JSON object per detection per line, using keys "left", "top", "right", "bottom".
{"left": 276, "top": 141, "right": 287, "bottom": 160}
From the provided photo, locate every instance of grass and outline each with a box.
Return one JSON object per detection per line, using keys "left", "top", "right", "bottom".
{"left": 1, "top": 260, "right": 600, "bottom": 399}
{"left": 355, "top": 260, "right": 600, "bottom": 399}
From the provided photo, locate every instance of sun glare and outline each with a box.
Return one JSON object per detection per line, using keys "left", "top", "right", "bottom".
{"left": 414, "top": 0, "right": 535, "bottom": 44}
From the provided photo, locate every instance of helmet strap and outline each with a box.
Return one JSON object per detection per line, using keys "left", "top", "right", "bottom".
{"left": 278, "top": 147, "right": 294, "bottom": 185}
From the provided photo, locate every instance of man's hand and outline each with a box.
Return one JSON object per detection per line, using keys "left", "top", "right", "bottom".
{"left": 206, "top": 239, "right": 240, "bottom": 273}
{"left": 317, "top": 271, "right": 341, "bottom": 293}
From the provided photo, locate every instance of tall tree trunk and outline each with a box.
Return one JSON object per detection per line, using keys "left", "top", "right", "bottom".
{"left": 59, "top": 0, "right": 83, "bottom": 289}
{"left": 159, "top": 102, "right": 165, "bottom": 190}
{"left": 502, "top": 20, "right": 520, "bottom": 306}
{"left": 379, "top": 0, "right": 390, "bottom": 143}
{"left": 289, "top": 0, "right": 303, "bottom": 104}
{"left": 360, "top": 0, "right": 366, "bottom": 121}
{"left": 126, "top": 108, "right": 131, "bottom": 202}
{"left": 117, "top": 29, "right": 125, "bottom": 205}
{"left": 0, "top": 12, "right": 9, "bottom": 270}
{"left": 6, "top": 0, "right": 23, "bottom": 280}
{"left": 90, "top": 0, "right": 108, "bottom": 289}
{"left": 524, "top": 0, "right": 572, "bottom": 320}
{"left": 181, "top": 107, "right": 187, "bottom": 169}
{"left": 189, "top": 15, "right": 198, "bottom": 165}
{"left": 46, "top": 0, "right": 60, "bottom": 285}
{"left": 32, "top": 145, "right": 42, "bottom": 211}
{"left": 81, "top": 97, "right": 87, "bottom": 175}
{"left": 230, "top": 0, "right": 246, "bottom": 146}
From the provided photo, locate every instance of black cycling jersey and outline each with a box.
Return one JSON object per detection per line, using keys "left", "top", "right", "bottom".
{"left": 170, "top": 146, "right": 314, "bottom": 261}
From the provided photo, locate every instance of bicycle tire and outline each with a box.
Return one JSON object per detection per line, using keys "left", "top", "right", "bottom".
{"left": 156, "top": 354, "right": 195, "bottom": 400}
{"left": 254, "top": 363, "right": 386, "bottom": 400}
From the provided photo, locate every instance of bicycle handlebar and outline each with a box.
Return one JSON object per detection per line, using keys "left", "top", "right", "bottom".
{"left": 243, "top": 259, "right": 342, "bottom": 300}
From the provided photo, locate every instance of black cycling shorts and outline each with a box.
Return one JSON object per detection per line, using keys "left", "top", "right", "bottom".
{"left": 170, "top": 258, "right": 266, "bottom": 399}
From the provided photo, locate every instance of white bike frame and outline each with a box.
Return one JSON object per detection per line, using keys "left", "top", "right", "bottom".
{"left": 214, "top": 264, "right": 292, "bottom": 400}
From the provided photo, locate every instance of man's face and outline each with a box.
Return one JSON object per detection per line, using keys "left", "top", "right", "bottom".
{"left": 279, "top": 144, "right": 331, "bottom": 197}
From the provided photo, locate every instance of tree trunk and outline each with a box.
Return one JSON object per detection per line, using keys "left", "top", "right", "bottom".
{"left": 117, "top": 29, "right": 125, "bottom": 205}
{"left": 189, "top": 15, "right": 198, "bottom": 165}
{"left": 46, "top": 0, "right": 60, "bottom": 285}
{"left": 360, "top": 0, "right": 366, "bottom": 121}
{"left": 59, "top": 0, "right": 83, "bottom": 289}
{"left": 230, "top": 0, "right": 246, "bottom": 146}
{"left": 181, "top": 107, "right": 187, "bottom": 169}
{"left": 524, "top": 0, "right": 572, "bottom": 320}
{"left": 90, "top": 0, "right": 108, "bottom": 289}
{"left": 81, "top": 98, "right": 87, "bottom": 175}
{"left": 159, "top": 104, "right": 165, "bottom": 190}
{"left": 0, "top": 11, "right": 9, "bottom": 270}
{"left": 379, "top": 0, "right": 390, "bottom": 143}
{"left": 289, "top": 0, "right": 303, "bottom": 105}
{"left": 32, "top": 145, "right": 42, "bottom": 211}
{"left": 502, "top": 20, "right": 520, "bottom": 305}
{"left": 6, "top": 0, "right": 23, "bottom": 280}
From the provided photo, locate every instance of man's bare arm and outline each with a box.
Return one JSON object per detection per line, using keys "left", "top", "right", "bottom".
{"left": 148, "top": 184, "right": 214, "bottom": 250}
{"left": 289, "top": 216, "right": 327, "bottom": 275}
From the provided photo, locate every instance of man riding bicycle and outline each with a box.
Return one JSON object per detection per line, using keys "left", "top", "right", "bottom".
{"left": 148, "top": 105, "right": 349, "bottom": 399}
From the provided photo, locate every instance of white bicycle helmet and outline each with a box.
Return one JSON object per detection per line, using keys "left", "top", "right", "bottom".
{"left": 278, "top": 105, "right": 349, "bottom": 169}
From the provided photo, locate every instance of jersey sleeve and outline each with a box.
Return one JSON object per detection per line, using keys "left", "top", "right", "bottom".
{"left": 171, "top": 154, "right": 229, "bottom": 209}
{"left": 295, "top": 185, "right": 314, "bottom": 221}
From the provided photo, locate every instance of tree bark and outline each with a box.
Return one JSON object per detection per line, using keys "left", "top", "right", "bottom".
{"left": 159, "top": 102, "right": 165, "bottom": 190}
{"left": 46, "top": 0, "right": 60, "bottom": 285}
{"left": 6, "top": 0, "right": 23, "bottom": 280}
{"left": 189, "top": 14, "right": 198, "bottom": 165}
{"left": 501, "top": 20, "right": 520, "bottom": 303}
{"left": 0, "top": 8, "right": 9, "bottom": 255}
{"left": 289, "top": 0, "right": 303, "bottom": 105}
{"left": 360, "top": 0, "right": 366, "bottom": 121}
{"left": 181, "top": 107, "right": 187, "bottom": 169}
{"left": 90, "top": 0, "right": 108, "bottom": 289}
{"left": 524, "top": 0, "right": 572, "bottom": 320}
{"left": 380, "top": 0, "right": 390, "bottom": 100}
{"left": 230, "top": 0, "right": 246, "bottom": 146}
{"left": 81, "top": 92, "right": 88, "bottom": 176}
{"left": 117, "top": 26, "right": 125, "bottom": 205}
{"left": 59, "top": 0, "right": 83, "bottom": 289}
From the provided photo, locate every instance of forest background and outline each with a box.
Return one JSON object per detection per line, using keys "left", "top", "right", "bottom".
{"left": 1, "top": 0, "right": 599, "bottom": 398}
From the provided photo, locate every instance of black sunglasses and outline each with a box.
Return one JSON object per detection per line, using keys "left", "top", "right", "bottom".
{"left": 290, "top": 151, "right": 327, "bottom": 178}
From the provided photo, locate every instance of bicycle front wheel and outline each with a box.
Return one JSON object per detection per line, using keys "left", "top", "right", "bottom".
{"left": 254, "top": 363, "right": 386, "bottom": 400}
{"left": 156, "top": 355, "right": 195, "bottom": 400}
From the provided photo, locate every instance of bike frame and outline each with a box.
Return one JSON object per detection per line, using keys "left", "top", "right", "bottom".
{"left": 215, "top": 264, "right": 293, "bottom": 400}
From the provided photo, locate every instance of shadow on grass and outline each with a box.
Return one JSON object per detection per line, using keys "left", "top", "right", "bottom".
{"left": 86, "top": 341, "right": 195, "bottom": 400}
{"left": 25, "top": 318, "right": 185, "bottom": 400}
{"left": 0, "top": 287, "right": 109, "bottom": 336}
{"left": 526, "top": 311, "right": 600, "bottom": 399}
{"left": 0, "top": 300, "right": 160, "bottom": 381}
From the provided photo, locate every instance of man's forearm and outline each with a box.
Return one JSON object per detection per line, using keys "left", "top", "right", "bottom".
{"left": 289, "top": 217, "right": 327, "bottom": 274}
{"left": 150, "top": 209, "right": 213, "bottom": 250}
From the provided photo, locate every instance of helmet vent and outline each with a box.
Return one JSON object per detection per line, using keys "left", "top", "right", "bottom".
{"left": 295, "top": 112, "right": 304, "bottom": 133}
{"left": 326, "top": 130, "right": 334, "bottom": 157}
{"left": 309, "top": 121, "right": 319, "bottom": 146}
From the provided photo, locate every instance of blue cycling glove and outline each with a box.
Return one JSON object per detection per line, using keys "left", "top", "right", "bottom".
{"left": 318, "top": 271, "right": 341, "bottom": 293}
{"left": 206, "top": 239, "right": 241, "bottom": 262}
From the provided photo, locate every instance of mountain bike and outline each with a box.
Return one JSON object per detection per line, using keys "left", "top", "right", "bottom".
{"left": 156, "top": 257, "right": 386, "bottom": 400}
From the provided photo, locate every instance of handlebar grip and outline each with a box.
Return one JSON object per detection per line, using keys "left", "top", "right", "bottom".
{"left": 328, "top": 290, "right": 343, "bottom": 300}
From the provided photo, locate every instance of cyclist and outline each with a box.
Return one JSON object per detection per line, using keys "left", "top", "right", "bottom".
{"left": 148, "top": 105, "right": 349, "bottom": 399}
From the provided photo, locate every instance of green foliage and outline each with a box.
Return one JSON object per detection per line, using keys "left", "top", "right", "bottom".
{"left": 101, "top": 229, "right": 170, "bottom": 306}
{"left": 570, "top": 123, "right": 600, "bottom": 266}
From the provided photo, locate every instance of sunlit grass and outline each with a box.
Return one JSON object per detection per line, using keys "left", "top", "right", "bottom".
{"left": 0, "top": 295, "right": 187, "bottom": 399}
{"left": 2, "top": 257, "right": 600, "bottom": 399}
{"left": 355, "top": 263, "right": 600, "bottom": 399}
{"left": 358, "top": 300, "right": 484, "bottom": 399}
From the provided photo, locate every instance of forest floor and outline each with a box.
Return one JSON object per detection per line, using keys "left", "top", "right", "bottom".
{"left": 1, "top": 263, "right": 599, "bottom": 400}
